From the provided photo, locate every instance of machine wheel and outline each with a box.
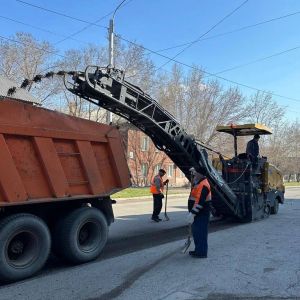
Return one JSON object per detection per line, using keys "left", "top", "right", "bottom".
{"left": 264, "top": 204, "right": 271, "bottom": 218}
{"left": 53, "top": 207, "right": 108, "bottom": 264}
{"left": 271, "top": 198, "right": 279, "bottom": 215}
{"left": 0, "top": 214, "right": 51, "bottom": 282}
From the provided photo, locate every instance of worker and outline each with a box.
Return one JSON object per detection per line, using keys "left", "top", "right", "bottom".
{"left": 150, "top": 169, "right": 169, "bottom": 222}
{"left": 187, "top": 168, "right": 212, "bottom": 258}
{"left": 246, "top": 134, "right": 260, "bottom": 162}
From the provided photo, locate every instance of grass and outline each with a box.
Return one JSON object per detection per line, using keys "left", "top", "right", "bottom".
{"left": 112, "top": 187, "right": 189, "bottom": 198}
{"left": 284, "top": 182, "right": 300, "bottom": 187}
{"left": 112, "top": 182, "right": 300, "bottom": 198}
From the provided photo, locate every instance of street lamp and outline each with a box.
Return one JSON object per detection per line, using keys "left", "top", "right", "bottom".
{"left": 106, "top": 0, "right": 127, "bottom": 124}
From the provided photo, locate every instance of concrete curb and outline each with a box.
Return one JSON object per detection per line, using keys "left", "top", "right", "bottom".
{"left": 114, "top": 193, "right": 189, "bottom": 202}
{"left": 284, "top": 185, "right": 300, "bottom": 189}
{"left": 114, "top": 185, "right": 299, "bottom": 201}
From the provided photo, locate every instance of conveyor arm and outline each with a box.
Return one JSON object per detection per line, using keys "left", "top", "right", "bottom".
{"left": 64, "top": 66, "right": 241, "bottom": 218}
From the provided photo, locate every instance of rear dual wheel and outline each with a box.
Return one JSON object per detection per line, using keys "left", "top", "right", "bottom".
{"left": 53, "top": 207, "right": 108, "bottom": 264}
{"left": 0, "top": 214, "right": 51, "bottom": 282}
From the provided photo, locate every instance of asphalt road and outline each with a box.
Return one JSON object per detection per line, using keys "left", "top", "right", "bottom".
{"left": 0, "top": 187, "right": 299, "bottom": 300}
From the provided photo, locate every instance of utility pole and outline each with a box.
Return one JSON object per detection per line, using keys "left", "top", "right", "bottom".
{"left": 106, "top": 0, "right": 126, "bottom": 124}
{"left": 106, "top": 18, "right": 114, "bottom": 124}
{"left": 108, "top": 19, "right": 114, "bottom": 68}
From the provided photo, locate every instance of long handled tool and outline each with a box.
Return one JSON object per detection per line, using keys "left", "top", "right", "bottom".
{"left": 164, "top": 182, "right": 170, "bottom": 221}
{"left": 182, "top": 224, "right": 192, "bottom": 253}
{"left": 182, "top": 170, "right": 194, "bottom": 253}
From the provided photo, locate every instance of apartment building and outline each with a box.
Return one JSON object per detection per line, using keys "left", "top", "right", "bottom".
{"left": 121, "top": 125, "right": 188, "bottom": 187}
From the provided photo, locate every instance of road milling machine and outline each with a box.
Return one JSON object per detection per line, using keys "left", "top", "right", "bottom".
{"left": 63, "top": 66, "right": 283, "bottom": 222}
{"left": 213, "top": 124, "right": 284, "bottom": 219}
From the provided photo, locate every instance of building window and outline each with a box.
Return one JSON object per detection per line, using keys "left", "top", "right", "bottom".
{"left": 129, "top": 151, "right": 134, "bottom": 159}
{"left": 167, "top": 164, "right": 174, "bottom": 177}
{"left": 141, "top": 163, "right": 148, "bottom": 177}
{"left": 154, "top": 164, "right": 161, "bottom": 175}
{"left": 141, "top": 136, "right": 149, "bottom": 151}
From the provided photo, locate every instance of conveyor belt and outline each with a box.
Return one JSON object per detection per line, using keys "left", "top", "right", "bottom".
{"left": 64, "top": 66, "right": 242, "bottom": 218}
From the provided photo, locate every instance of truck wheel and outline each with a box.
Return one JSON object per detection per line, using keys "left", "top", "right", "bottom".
{"left": 271, "top": 198, "right": 279, "bottom": 215}
{"left": 54, "top": 207, "right": 108, "bottom": 264}
{"left": 0, "top": 214, "right": 51, "bottom": 282}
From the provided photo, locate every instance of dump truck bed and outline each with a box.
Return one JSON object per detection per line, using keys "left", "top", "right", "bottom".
{"left": 0, "top": 99, "right": 130, "bottom": 206}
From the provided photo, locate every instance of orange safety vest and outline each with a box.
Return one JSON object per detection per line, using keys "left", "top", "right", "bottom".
{"left": 189, "top": 178, "right": 211, "bottom": 204}
{"left": 150, "top": 175, "right": 164, "bottom": 194}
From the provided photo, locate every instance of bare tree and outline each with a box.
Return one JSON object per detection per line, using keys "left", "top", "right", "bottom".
{"left": 55, "top": 44, "right": 107, "bottom": 120}
{"left": 244, "top": 91, "right": 285, "bottom": 128}
{"left": 57, "top": 38, "right": 156, "bottom": 123}
{"left": 114, "top": 37, "right": 156, "bottom": 94}
{"left": 0, "top": 32, "right": 60, "bottom": 105}
{"left": 242, "top": 91, "right": 287, "bottom": 169}
{"left": 156, "top": 64, "right": 246, "bottom": 153}
{"left": 274, "top": 121, "right": 300, "bottom": 177}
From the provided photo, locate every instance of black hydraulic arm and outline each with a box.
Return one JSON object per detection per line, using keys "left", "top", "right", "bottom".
{"left": 64, "top": 66, "right": 241, "bottom": 218}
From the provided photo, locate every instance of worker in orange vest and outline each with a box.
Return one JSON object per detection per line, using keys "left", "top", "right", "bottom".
{"left": 150, "top": 169, "right": 169, "bottom": 222}
{"left": 187, "top": 167, "right": 212, "bottom": 258}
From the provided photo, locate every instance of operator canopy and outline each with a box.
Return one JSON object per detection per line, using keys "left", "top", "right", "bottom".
{"left": 215, "top": 123, "right": 272, "bottom": 136}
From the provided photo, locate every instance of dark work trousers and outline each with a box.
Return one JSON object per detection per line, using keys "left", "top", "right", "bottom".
{"left": 152, "top": 194, "right": 163, "bottom": 218}
{"left": 192, "top": 212, "right": 210, "bottom": 256}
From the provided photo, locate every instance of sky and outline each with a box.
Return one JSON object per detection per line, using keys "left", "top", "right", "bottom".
{"left": 0, "top": 0, "right": 300, "bottom": 120}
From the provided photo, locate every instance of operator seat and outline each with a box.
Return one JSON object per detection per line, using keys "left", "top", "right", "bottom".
{"left": 237, "top": 153, "right": 249, "bottom": 160}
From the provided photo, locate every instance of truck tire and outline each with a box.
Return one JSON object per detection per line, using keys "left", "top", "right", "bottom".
{"left": 53, "top": 207, "right": 108, "bottom": 264}
{"left": 0, "top": 213, "right": 51, "bottom": 282}
{"left": 271, "top": 198, "right": 279, "bottom": 215}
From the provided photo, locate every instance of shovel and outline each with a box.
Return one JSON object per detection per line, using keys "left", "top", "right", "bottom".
{"left": 164, "top": 182, "right": 170, "bottom": 221}
{"left": 182, "top": 224, "right": 192, "bottom": 254}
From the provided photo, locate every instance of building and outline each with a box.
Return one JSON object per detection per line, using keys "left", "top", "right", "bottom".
{"left": 121, "top": 125, "right": 188, "bottom": 187}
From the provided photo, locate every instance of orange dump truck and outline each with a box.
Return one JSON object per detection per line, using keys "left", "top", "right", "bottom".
{"left": 0, "top": 99, "right": 130, "bottom": 281}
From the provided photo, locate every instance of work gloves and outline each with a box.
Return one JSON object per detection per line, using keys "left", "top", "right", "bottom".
{"left": 186, "top": 212, "right": 195, "bottom": 224}
{"left": 164, "top": 179, "right": 169, "bottom": 185}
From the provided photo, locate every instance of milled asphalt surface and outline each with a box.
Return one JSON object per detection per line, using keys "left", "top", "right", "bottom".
{"left": 0, "top": 188, "right": 299, "bottom": 300}
{"left": 110, "top": 192, "right": 190, "bottom": 239}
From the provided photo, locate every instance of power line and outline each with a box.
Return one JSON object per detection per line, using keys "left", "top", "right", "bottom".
{"left": 1, "top": 34, "right": 300, "bottom": 116}
{"left": 7, "top": 1, "right": 300, "bottom": 77}
{"left": 53, "top": 14, "right": 111, "bottom": 46}
{"left": 156, "top": 10, "right": 300, "bottom": 53}
{"left": 0, "top": 34, "right": 67, "bottom": 59}
{"left": 116, "top": 34, "right": 300, "bottom": 103}
{"left": 12, "top": 0, "right": 300, "bottom": 80}
{"left": 155, "top": 0, "right": 249, "bottom": 71}
{"left": 57, "top": 0, "right": 134, "bottom": 45}
{"left": 0, "top": 15, "right": 87, "bottom": 45}
{"left": 2, "top": 14, "right": 299, "bottom": 105}
{"left": 207, "top": 45, "right": 300, "bottom": 76}
{"left": 16, "top": 0, "right": 134, "bottom": 46}
{"left": 16, "top": 0, "right": 108, "bottom": 29}
{"left": 9, "top": 0, "right": 300, "bottom": 104}
{"left": 47, "top": 0, "right": 134, "bottom": 46}
{"left": 2, "top": 3, "right": 136, "bottom": 61}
